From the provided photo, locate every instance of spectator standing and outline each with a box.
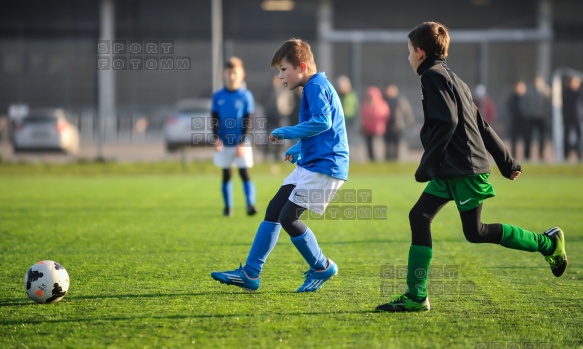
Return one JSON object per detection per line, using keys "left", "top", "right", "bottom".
{"left": 264, "top": 74, "right": 296, "bottom": 161}
{"left": 562, "top": 76, "right": 582, "bottom": 161}
{"left": 360, "top": 86, "right": 390, "bottom": 162}
{"left": 507, "top": 80, "right": 527, "bottom": 158}
{"left": 383, "top": 84, "right": 415, "bottom": 161}
{"left": 337, "top": 75, "right": 359, "bottom": 143}
{"left": 520, "top": 76, "right": 551, "bottom": 161}
{"left": 288, "top": 86, "right": 303, "bottom": 127}
{"left": 474, "top": 84, "right": 496, "bottom": 125}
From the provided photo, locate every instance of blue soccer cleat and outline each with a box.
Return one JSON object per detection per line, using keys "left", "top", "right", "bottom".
{"left": 210, "top": 264, "right": 260, "bottom": 291}
{"left": 296, "top": 258, "right": 338, "bottom": 292}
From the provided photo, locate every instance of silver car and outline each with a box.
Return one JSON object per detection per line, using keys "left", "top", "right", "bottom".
{"left": 164, "top": 98, "right": 212, "bottom": 152}
{"left": 13, "top": 108, "right": 80, "bottom": 154}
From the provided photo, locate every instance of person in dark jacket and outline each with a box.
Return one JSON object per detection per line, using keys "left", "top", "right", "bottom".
{"left": 376, "top": 22, "right": 568, "bottom": 313}
{"left": 520, "top": 76, "right": 551, "bottom": 161}
{"left": 562, "top": 76, "right": 582, "bottom": 161}
{"left": 507, "top": 80, "right": 527, "bottom": 158}
{"left": 383, "top": 84, "right": 415, "bottom": 161}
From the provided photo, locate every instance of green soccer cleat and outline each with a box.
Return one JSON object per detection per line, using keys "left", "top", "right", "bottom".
{"left": 375, "top": 293, "right": 430, "bottom": 312}
{"left": 543, "top": 227, "right": 567, "bottom": 277}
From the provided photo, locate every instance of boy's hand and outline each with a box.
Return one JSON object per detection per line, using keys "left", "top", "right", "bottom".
{"left": 270, "top": 127, "right": 287, "bottom": 143}
{"left": 214, "top": 139, "right": 223, "bottom": 152}
{"left": 236, "top": 144, "right": 245, "bottom": 157}
{"left": 269, "top": 132, "right": 284, "bottom": 143}
{"left": 284, "top": 147, "right": 301, "bottom": 164}
{"left": 510, "top": 170, "right": 521, "bottom": 180}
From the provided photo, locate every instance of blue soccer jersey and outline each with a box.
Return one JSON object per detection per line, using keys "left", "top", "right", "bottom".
{"left": 211, "top": 87, "right": 255, "bottom": 146}
{"left": 271, "top": 72, "right": 349, "bottom": 180}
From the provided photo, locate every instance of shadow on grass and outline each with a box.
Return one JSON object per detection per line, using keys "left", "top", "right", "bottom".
{"left": 0, "top": 290, "right": 254, "bottom": 306}
{"left": 0, "top": 289, "right": 331, "bottom": 307}
{"left": 326, "top": 239, "right": 410, "bottom": 245}
{"left": 0, "top": 308, "right": 376, "bottom": 325}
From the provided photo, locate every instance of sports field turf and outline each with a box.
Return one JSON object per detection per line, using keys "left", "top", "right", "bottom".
{"left": 0, "top": 161, "right": 581, "bottom": 349}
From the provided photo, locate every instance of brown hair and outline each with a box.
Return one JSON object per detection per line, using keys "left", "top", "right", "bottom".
{"left": 270, "top": 38, "right": 317, "bottom": 73}
{"left": 408, "top": 22, "right": 450, "bottom": 59}
{"left": 225, "top": 56, "right": 244, "bottom": 70}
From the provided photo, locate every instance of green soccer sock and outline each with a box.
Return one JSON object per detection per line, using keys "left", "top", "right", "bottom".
{"left": 499, "top": 224, "right": 555, "bottom": 255}
{"left": 406, "top": 245, "right": 433, "bottom": 301}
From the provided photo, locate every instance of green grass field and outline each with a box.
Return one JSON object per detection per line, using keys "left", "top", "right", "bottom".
{"left": 0, "top": 161, "right": 581, "bottom": 349}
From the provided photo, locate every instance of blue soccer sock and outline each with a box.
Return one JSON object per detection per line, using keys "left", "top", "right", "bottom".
{"left": 244, "top": 221, "right": 282, "bottom": 278}
{"left": 290, "top": 227, "right": 328, "bottom": 271}
{"left": 221, "top": 181, "right": 233, "bottom": 209}
{"left": 242, "top": 180, "right": 256, "bottom": 207}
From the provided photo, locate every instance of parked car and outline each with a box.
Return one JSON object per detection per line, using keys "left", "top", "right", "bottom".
{"left": 13, "top": 108, "right": 80, "bottom": 154}
{"left": 164, "top": 98, "right": 212, "bottom": 152}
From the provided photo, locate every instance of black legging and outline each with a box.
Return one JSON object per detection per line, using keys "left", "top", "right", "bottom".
{"left": 364, "top": 135, "right": 376, "bottom": 161}
{"left": 410, "top": 192, "right": 503, "bottom": 248}
{"left": 563, "top": 121, "right": 582, "bottom": 160}
{"left": 523, "top": 119, "right": 546, "bottom": 160}
{"left": 222, "top": 168, "right": 251, "bottom": 184}
{"left": 264, "top": 184, "right": 307, "bottom": 237}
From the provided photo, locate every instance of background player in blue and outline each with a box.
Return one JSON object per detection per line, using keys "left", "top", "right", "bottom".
{"left": 211, "top": 38, "right": 349, "bottom": 292}
{"left": 212, "top": 57, "right": 257, "bottom": 217}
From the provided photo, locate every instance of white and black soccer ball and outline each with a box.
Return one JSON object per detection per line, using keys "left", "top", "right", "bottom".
{"left": 24, "top": 260, "right": 70, "bottom": 304}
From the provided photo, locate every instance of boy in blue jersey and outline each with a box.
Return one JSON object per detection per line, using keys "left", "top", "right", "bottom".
{"left": 212, "top": 57, "right": 257, "bottom": 217}
{"left": 211, "top": 39, "right": 349, "bottom": 292}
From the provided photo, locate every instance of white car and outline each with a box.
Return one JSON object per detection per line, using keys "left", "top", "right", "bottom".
{"left": 13, "top": 108, "right": 80, "bottom": 154}
{"left": 164, "top": 99, "right": 212, "bottom": 152}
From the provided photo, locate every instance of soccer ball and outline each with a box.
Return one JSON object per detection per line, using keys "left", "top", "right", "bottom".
{"left": 24, "top": 260, "right": 70, "bottom": 304}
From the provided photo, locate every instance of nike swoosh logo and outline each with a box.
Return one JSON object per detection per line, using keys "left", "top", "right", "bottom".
{"left": 459, "top": 198, "right": 473, "bottom": 205}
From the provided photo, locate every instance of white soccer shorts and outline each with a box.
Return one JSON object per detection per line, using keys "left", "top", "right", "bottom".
{"left": 282, "top": 166, "right": 345, "bottom": 215}
{"left": 213, "top": 145, "right": 254, "bottom": 169}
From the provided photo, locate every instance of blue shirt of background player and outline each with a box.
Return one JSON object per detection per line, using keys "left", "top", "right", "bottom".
{"left": 211, "top": 87, "right": 255, "bottom": 147}
{"left": 272, "top": 72, "right": 349, "bottom": 180}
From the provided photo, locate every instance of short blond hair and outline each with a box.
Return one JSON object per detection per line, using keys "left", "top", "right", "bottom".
{"left": 271, "top": 38, "right": 317, "bottom": 74}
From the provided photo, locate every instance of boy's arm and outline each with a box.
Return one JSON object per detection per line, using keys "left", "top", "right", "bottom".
{"left": 211, "top": 112, "right": 219, "bottom": 136}
{"left": 415, "top": 72, "right": 458, "bottom": 182}
{"left": 477, "top": 108, "right": 522, "bottom": 178}
{"left": 240, "top": 113, "right": 253, "bottom": 137}
{"left": 271, "top": 113, "right": 331, "bottom": 140}
{"left": 239, "top": 91, "right": 255, "bottom": 143}
{"left": 211, "top": 94, "right": 219, "bottom": 136}
{"left": 272, "top": 84, "right": 333, "bottom": 140}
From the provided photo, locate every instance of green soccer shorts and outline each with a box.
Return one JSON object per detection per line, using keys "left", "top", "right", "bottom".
{"left": 424, "top": 173, "right": 496, "bottom": 212}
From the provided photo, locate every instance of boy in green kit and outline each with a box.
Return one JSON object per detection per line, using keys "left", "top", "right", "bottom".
{"left": 375, "top": 22, "right": 567, "bottom": 312}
